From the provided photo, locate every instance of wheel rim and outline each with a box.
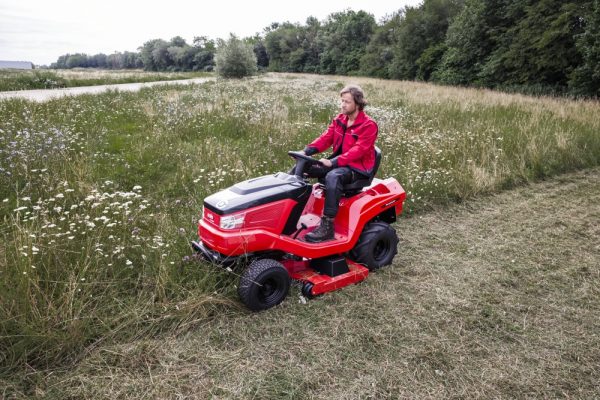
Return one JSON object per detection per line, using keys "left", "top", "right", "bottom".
{"left": 258, "top": 276, "right": 285, "bottom": 304}
{"left": 373, "top": 238, "right": 390, "bottom": 262}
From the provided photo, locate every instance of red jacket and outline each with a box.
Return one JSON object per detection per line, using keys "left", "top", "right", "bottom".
{"left": 305, "top": 111, "right": 378, "bottom": 175}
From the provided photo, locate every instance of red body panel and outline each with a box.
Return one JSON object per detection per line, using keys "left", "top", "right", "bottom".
{"left": 197, "top": 177, "right": 406, "bottom": 259}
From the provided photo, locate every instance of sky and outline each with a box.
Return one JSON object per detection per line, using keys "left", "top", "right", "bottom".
{"left": 0, "top": 0, "right": 423, "bottom": 66}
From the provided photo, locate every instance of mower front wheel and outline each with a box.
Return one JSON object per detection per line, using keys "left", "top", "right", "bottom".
{"left": 238, "top": 259, "right": 291, "bottom": 311}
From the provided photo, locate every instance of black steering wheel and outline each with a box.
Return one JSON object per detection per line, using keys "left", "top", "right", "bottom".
{"left": 287, "top": 151, "right": 323, "bottom": 178}
{"left": 287, "top": 151, "right": 323, "bottom": 165}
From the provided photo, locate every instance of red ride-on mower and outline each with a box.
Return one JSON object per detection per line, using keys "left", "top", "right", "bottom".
{"left": 191, "top": 147, "right": 406, "bottom": 311}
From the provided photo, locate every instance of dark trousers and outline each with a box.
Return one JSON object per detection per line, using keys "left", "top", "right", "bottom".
{"left": 305, "top": 165, "right": 357, "bottom": 218}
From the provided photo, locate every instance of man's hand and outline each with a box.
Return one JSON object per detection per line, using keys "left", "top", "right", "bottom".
{"left": 320, "top": 158, "right": 332, "bottom": 167}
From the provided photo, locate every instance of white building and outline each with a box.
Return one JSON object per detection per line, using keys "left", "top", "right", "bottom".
{"left": 0, "top": 61, "right": 34, "bottom": 69}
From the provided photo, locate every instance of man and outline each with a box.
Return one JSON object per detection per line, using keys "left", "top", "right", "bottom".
{"left": 300, "top": 85, "right": 378, "bottom": 242}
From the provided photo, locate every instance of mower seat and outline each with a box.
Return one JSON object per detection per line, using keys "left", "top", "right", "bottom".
{"left": 318, "top": 146, "right": 382, "bottom": 196}
{"left": 341, "top": 146, "right": 382, "bottom": 196}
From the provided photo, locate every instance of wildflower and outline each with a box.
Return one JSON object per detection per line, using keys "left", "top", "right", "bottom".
{"left": 126, "top": 259, "right": 133, "bottom": 266}
{"left": 2, "top": 199, "right": 8, "bottom": 203}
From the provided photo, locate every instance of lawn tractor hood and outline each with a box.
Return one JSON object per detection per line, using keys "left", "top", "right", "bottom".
{"left": 203, "top": 172, "right": 310, "bottom": 215}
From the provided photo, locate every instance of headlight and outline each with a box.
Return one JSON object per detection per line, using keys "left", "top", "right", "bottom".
{"left": 220, "top": 213, "right": 245, "bottom": 229}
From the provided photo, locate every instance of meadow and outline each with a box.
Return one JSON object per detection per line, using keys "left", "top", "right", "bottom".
{"left": 0, "top": 69, "right": 211, "bottom": 91}
{"left": 0, "top": 73, "right": 599, "bottom": 395}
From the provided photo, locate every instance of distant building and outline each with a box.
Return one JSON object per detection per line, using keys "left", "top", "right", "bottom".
{"left": 0, "top": 61, "right": 34, "bottom": 69}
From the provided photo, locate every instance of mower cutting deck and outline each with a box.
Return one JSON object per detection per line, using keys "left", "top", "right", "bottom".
{"left": 192, "top": 148, "right": 406, "bottom": 311}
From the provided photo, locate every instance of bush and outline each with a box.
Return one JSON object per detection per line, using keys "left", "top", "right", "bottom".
{"left": 215, "top": 35, "right": 258, "bottom": 78}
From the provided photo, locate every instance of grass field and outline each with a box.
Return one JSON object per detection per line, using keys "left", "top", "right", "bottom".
{"left": 23, "top": 167, "right": 599, "bottom": 399}
{"left": 0, "top": 69, "right": 212, "bottom": 91}
{"left": 0, "top": 72, "right": 599, "bottom": 397}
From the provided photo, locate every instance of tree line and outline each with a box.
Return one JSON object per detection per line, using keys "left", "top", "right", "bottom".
{"left": 51, "top": 0, "right": 600, "bottom": 97}
{"left": 51, "top": 36, "right": 216, "bottom": 72}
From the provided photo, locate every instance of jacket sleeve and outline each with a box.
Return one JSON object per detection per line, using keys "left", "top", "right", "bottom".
{"left": 305, "top": 119, "right": 337, "bottom": 155}
{"left": 331, "top": 121, "right": 378, "bottom": 168}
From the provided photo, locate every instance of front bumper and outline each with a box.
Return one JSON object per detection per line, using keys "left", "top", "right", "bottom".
{"left": 191, "top": 240, "right": 240, "bottom": 267}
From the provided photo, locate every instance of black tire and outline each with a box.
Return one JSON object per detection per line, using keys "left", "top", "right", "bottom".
{"left": 238, "top": 259, "right": 290, "bottom": 311}
{"left": 350, "top": 222, "right": 399, "bottom": 271}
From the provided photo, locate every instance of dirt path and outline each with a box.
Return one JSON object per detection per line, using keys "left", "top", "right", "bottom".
{"left": 21, "top": 168, "right": 600, "bottom": 399}
{"left": 0, "top": 77, "right": 214, "bottom": 102}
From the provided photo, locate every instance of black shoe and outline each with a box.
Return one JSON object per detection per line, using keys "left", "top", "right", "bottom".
{"left": 305, "top": 216, "right": 335, "bottom": 242}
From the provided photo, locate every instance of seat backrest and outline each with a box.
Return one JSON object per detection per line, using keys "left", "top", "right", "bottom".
{"left": 370, "top": 146, "right": 382, "bottom": 180}
{"left": 341, "top": 146, "right": 382, "bottom": 193}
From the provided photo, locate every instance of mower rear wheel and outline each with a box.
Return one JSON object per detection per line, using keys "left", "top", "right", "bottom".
{"left": 350, "top": 222, "right": 399, "bottom": 271}
{"left": 238, "top": 259, "right": 290, "bottom": 311}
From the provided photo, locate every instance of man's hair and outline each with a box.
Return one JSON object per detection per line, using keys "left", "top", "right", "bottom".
{"left": 340, "top": 85, "right": 367, "bottom": 111}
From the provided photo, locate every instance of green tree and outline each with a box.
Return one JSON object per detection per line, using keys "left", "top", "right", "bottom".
{"left": 569, "top": 0, "right": 600, "bottom": 97}
{"left": 388, "top": 0, "right": 463, "bottom": 80}
{"left": 319, "top": 10, "right": 376, "bottom": 75}
{"left": 432, "top": 0, "right": 490, "bottom": 85}
{"left": 264, "top": 22, "right": 305, "bottom": 72}
{"left": 360, "top": 12, "right": 404, "bottom": 78}
{"left": 301, "top": 16, "right": 322, "bottom": 73}
{"left": 480, "top": 0, "right": 587, "bottom": 91}
{"left": 215, "top": 35, "right": 258, "bottom": 78}
{"left": 65, "top": 53, "right": 88, "bottom": 68}
{"left": 139, "top": 39, "right": 168, "bottom": 71}
{"left": 192, "top": 36, "right": 216, "bottom": 71}
{"left": 244, "top": 35, "right": 269, "bottom": 69}
{"left": 169, "top": 36, "right": 187, "bottom": 47}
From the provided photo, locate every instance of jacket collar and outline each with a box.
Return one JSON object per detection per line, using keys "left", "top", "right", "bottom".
{"left": 337, "top": 110, "right": 368, "bottom": 127}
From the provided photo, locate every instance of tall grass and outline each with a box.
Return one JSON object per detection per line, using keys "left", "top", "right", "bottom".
{"left": 0, "top": 73, "right": 599, "bottom": 387}
{"left": 0, "top": 69, "right": 212, "bottom": 91}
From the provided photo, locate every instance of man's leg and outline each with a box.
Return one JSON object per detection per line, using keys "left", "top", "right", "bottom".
{"left": 305, "top": 167, "right": 353, "bottom": 242}
{"left": 323, "top": 167, "right": 353, "bottom": 218}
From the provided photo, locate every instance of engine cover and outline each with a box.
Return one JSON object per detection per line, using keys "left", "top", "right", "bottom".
{"left": 204, "top": 172, "right": 311, "bottom": 215}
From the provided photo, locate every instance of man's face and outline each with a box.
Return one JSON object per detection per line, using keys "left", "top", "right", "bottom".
{"left": 340, "top": 92, "right": 357, "bottom": 116}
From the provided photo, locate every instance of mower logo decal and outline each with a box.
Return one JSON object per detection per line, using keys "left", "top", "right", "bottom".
{"left": 383, "top": 199, "right": 398, "bottom": 208}
{"left": 216, "top": 200, "right": 229, "bottom": 209}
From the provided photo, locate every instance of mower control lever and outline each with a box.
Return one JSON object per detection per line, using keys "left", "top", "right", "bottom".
{"left": 293, "top": 223, "right": 308, "bottom": 240}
